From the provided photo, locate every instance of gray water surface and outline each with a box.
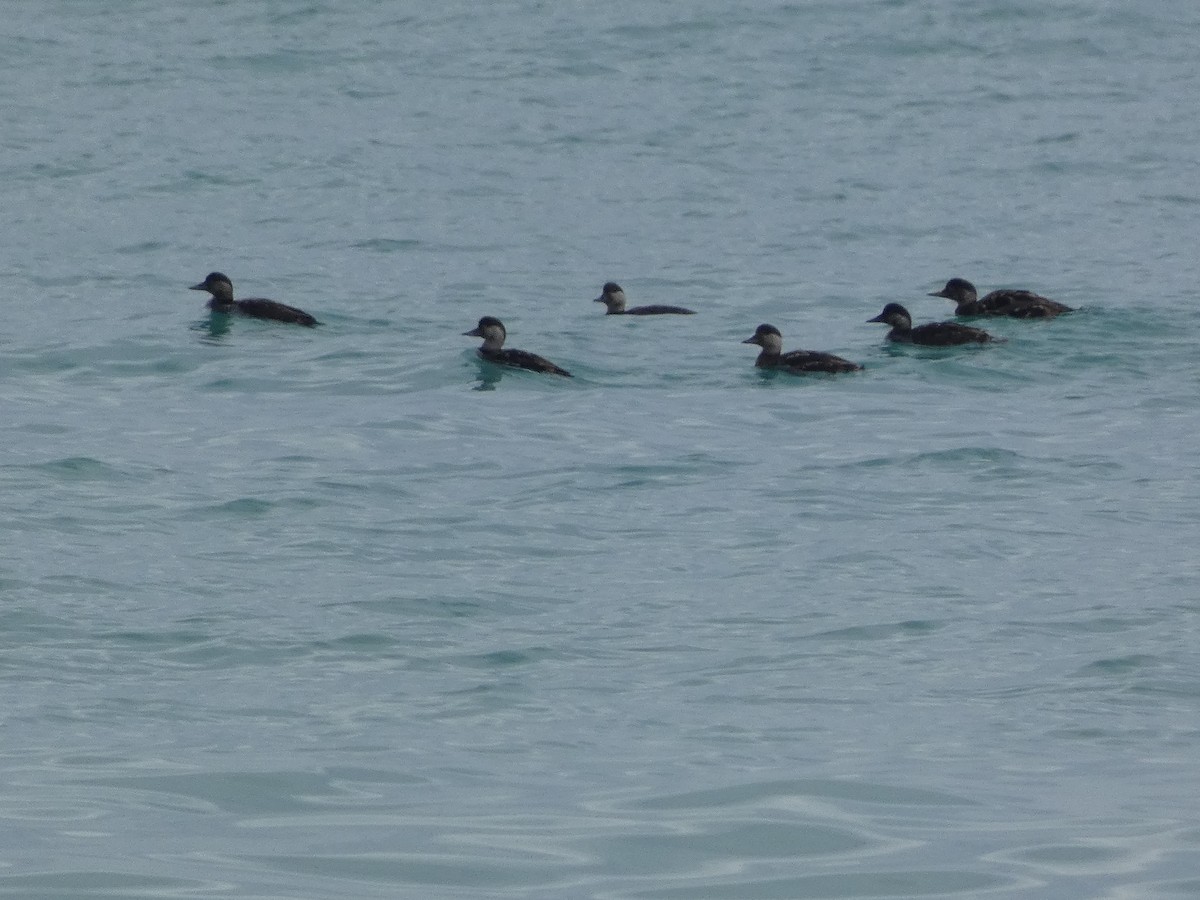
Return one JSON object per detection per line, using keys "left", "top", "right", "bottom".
{"left": 3, "top": 1, "right": 1199, "bottom": 897}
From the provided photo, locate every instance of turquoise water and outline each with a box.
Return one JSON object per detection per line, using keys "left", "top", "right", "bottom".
{"left": 4, "top": 1, "right": 1200, "bottom": 897}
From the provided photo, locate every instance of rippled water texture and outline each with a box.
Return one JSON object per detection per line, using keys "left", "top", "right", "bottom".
{"left": 3, "top": 1, "right": 1200, "bottom": 897}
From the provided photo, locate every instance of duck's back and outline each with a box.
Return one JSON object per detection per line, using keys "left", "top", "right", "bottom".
{"left": 977, "top": 289, "right": 1072, "bottom": 318}
{"left": 487, "top": 348, "right": 572, "bottom": 377}
{"left": 776, "top": 350, "right": 862, "bottom": 373}
{"left": 234, "top": 297, "right": 320, "bottom": 327}
{"left": 908, "top": 321, "right": 993, "bottom": 345}
{"left": 622, "top": 304, "right": 695, "bottom": 316}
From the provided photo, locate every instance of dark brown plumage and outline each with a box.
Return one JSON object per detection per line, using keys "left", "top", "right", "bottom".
{"left": 929, "top": 278, "right": 1072, "bottom": 318}
{"left": 594, "top": 282, "right": 695, "bottom": 316}
{"left": 742, "top": 324, "right": 861, "bottom": 374}
{"left": 463, "top": 316, "right": 572, "bottom": 377}
{"left": 868, "top": 303, "right": 996, "bottom": 346}
{"left": 189, "top": 272, "right": 320, "bottom": 327}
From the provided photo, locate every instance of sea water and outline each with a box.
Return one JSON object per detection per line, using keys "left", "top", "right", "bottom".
{"left": 2, "top": 1, "right": 1199, "bottom": 897}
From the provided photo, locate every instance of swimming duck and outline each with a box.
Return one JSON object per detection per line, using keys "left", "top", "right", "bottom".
{"left": 594, "top": 282, "right": 695, "bottom": 316}
{"left": 463, "top": 317, "right": 572, "bottom": 377}
{"left": 868, "top": 303, "right": 996, "bottom": 345}
{"left": 929, "top": 277, "right": 1072, "bottom": 318}
{"left": 742, "top": 324, "right": 861, "bottom": 374}
{"left": 189, "top": 272, "right": 320, "bottom": 326}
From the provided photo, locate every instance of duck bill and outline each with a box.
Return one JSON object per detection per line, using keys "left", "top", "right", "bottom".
{"left": 741, "top": 336, "right": 761, "bottom": 345}
{"left": 928, "top": 289, "right": 950, "bottom": 298}
{"left": 593, "top": 295, "right": 605, "bottom": 303}
{"left": 189, "top": 282, "right": 207, "bottom": 291}
{"left": 463, "top": 327, "right": 483, "bottom": 337}
{"left": 866, "top": 312, "right": 888, "bottom": 323}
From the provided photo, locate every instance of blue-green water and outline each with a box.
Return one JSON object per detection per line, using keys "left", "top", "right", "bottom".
{"left": 4, "top": 2, "right": 1200, "bottom": 897}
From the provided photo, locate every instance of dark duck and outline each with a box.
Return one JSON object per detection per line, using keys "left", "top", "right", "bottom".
{"left": 929, "top": 277, "right": 1072, "bottom": 318}
{"left": 463, "top": 317, "right": 572, "bottom": 377}
{"left": 594, "top": 282, "right": 695, "bottom": 316}
{"left": 868, "top": 303, "right": 996, "bottom": 346}
{"left": 742, "top": 324, "right": 861, "bottom": 374}
{"left": 190, "top": 272, "right": 320, "bottom": 326}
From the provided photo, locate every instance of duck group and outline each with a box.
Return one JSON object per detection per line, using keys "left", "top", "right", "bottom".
{"left": 189, "top": 273, "right": 1073, "bottom": 377}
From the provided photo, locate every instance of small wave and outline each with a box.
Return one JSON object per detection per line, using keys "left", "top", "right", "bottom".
{"left": 24, "top": 457, "right": 132, "bottom": 482}
{"left": 352, "top": 237, "right": 421, "bottom": 252}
